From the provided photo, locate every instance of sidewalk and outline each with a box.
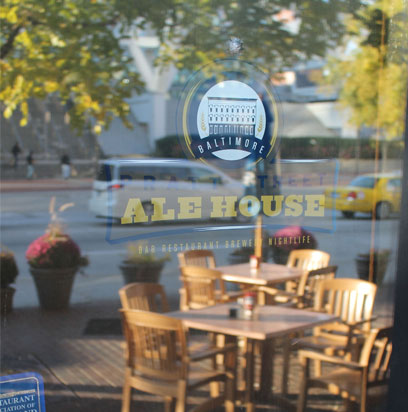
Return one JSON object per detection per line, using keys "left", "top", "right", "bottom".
{"left": 0, "top": 178, "right": 93, "bottom": 193}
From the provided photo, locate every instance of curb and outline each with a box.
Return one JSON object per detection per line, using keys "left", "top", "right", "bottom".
{"left": 0, "top": 179, "right": 93, "bottom": 193}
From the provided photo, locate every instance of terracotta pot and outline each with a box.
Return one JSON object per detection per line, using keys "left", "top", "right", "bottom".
{"left": 0, "top": 287, "right": 16, "bottom": 315}
{"left": 119, "top": 261, "right": 164, "bottom": 284}
{"left": 29, "top": 267, "right": 77, "bottom": 310}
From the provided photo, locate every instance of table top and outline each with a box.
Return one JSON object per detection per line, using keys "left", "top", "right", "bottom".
{"left": 169, "top": 303, "right": 338, "bottom": 341}
{"left": 217, "top": 262, "right": 305, "bottom": 286}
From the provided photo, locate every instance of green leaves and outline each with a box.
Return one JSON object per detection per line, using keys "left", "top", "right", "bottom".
{"left": 1, "top": 0, "right": 363, "bottom": 134}
{"left": 324, "top": 0, "right": 407, "bottom": 139}
{"left": 0, "top": 0, "right": 144, "bottom": 134}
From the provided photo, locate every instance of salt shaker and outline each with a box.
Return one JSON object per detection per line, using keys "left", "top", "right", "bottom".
{"left": 250, "top": 255, "right": 260, "bottom": 275}
{"left": 243, "top": 291, "right": 256, "bottom": 319}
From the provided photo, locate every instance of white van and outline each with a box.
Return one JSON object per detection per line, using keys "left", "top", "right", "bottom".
{"left": 88, "top": 158, "right": 247, "bottom": 223}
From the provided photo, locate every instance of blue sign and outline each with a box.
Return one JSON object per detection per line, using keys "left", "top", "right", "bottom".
{"left": 0, "top": 373, "right": 46, "bottom": 412}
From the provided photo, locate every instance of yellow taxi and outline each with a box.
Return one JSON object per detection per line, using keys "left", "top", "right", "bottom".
{"left": 324, "top": 172, "right": 401, "bottom": 219}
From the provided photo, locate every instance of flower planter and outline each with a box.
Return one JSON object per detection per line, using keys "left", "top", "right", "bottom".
{"left": 0, "top": 287, "right": 16, "bottom": 315}
{"left": 29, "top": 267, "right": 77, "bottom": 310}
{"left": 119, "top": 261, "right": 164, "bottom": 284}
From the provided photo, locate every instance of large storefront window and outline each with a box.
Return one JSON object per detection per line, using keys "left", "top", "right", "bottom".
{"left": 1, "top": 1, "right": 407, "bottom": 411}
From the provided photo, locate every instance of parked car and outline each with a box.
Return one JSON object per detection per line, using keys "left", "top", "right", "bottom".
{"left": 324, "top": 172, "right": 401, "bottom": 219}
{"left": 89, "top": 158, "right": 247, "bottom": 223}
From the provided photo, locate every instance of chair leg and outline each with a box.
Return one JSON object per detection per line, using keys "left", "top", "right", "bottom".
{"left": 296, "top": 359, "right": 310, "bottom": 412}
{"left": 225, "top": 378, "right": 235, "bottom": 412}
{"left": 313, "top": 358, "right": 322, "bottom": 377}
{"left": 121, "top": 368, "right": 132, "bottom": 412}
{"left": 216, "top": 333, "right": 226, "bottom": 368}
{"left": 165, "top": 397, "right": 176, "bottom": 412}
{"left": 224, "top": 337, "right": 237, "bottom": 412}
{"left": 211, "top": 333, "right": 227, "bottom": 397}
{"left": 282, "top": 335, "right": 291, "bottom": 395}
{"left": 314, "top": 347, "right": 333, "bottom": 377}
{"left": 210, "top": 381, "right": 220, "bottom": 397}
{"left": 359, "top": 376, "right": 367, "bottom": 412}
{"left": 175, "top": 381, "right": 187, "bottom": 412}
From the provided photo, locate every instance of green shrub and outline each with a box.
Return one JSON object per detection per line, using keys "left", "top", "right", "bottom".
{"left": 154, "top": 135, "right": 404, "bottom": 160}
{"left": 279, "top": 137, "right": 403, "bottom": 159}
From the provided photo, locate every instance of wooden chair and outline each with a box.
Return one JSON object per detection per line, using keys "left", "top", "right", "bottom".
{"left": 299, "top": 278, "right": 377, "bottom": 355}
{"left": 284, "top": 278, "right": 378, "bottom": 395}
{"left": 297, "top": 326, "right": 392, "bottom": 412}
{"left": 178, "top": 250, "right": 216, "bottom": 310}
{"left": 120, "top": 309, "right": 237, "bottom": 412}
{"left": 257, "top": 265, "right": 338, "bottom": 309}
{"left": 179, "top": 266, "right": 228, "bottom": 310}
{"left": 119, "top": 282, "right": 214, "bottom": 368}
{"left": 300, "top": 265, "right": 338, "bottom": 309}
{"left": 178, "top": 250, "right": 216, "bottom": 269}
{"left": 284, "top": 249, "right": 331, "bottom": 294}
{"left": 119, "top": 283, "right": 169, "bottom": 312}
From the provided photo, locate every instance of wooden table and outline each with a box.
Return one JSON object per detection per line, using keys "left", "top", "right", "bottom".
{"left": 218, "top": 262, "right": 305, "bottom": 286}
{"left": 169, "top": 303, "right": 337, "bottom": 412}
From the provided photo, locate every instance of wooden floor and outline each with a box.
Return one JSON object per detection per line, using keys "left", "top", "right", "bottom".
{"left": 1, "top": 300, "right": 391, "bottom": 411}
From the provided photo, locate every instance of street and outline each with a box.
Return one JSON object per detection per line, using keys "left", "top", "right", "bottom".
{"left": 1, "top": 188, "right": 400, "bottom": 309}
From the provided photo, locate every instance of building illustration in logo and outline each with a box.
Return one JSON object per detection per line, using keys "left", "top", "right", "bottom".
{"left": 193, "top": 80, "right": 271, "bottom": 161}
{"left": 207, "top": 97, "right": 257, "bottom": 138}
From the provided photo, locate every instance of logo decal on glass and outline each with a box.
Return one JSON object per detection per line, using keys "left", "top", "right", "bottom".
{"left": 195, "top": 80, "right": 267, "bottom": 161}
{"left": 178, "top": 59, "right": 280, "bottom": 169}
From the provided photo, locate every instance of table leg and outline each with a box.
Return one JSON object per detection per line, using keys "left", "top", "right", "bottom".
{"left": 259, "top": 339, "right": 275, "bottom": 402}
{"left": 244, "top": 338, "right": 255, "bottom": 412}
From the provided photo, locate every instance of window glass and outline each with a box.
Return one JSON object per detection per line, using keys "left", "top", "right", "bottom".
{"left": 96, "top": 164, "right": 114, "bottom": 181}
{"left": 349, "top": 176, "right": 377, "bottom": 188}
{"left": 118, "top": 165, "right": 191, "bottom": 182}
{"left": 387, "top": 178, "right": 401, "bottom": 191}
{"left": 118, "top": 166, "right": 146, "bottom": 180}
{"left": 1, "top": 0, "right": 406, "bottom": 410}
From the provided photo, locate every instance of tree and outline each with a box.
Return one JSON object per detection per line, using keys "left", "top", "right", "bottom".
{"left": 325, "top": 0, "right": 407, "bottom": 141}
{"left": 1, "top": 0, "right": 362, "bottom": 134}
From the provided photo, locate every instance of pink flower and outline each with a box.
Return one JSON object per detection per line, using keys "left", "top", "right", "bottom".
{"left": 26, "top": 232, "right": 82, "bottom": 269}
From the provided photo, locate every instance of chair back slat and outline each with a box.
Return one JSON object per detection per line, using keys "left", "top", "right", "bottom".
{"left": 314, "top": 278, "right": 377, "bottom": 334}
{"left": 334, "top": 290, "right": 343, "bottom": 318}
{"left": 121, "top": 310, "right": 187, "bottom": 381}
{"left": 180, "top": 266, "right": 223, "bottom": 309}
{"left": 355, "top": 292, "right": 367, "bottom": 322}
{"left": 341, "top": 290, "right": 351, "bottom": 321}
{"left": 178, "top": 250, "right": 216, "bottom": 268}
{"left": 119, "top": 283, "right": 169, "bottom": 312}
